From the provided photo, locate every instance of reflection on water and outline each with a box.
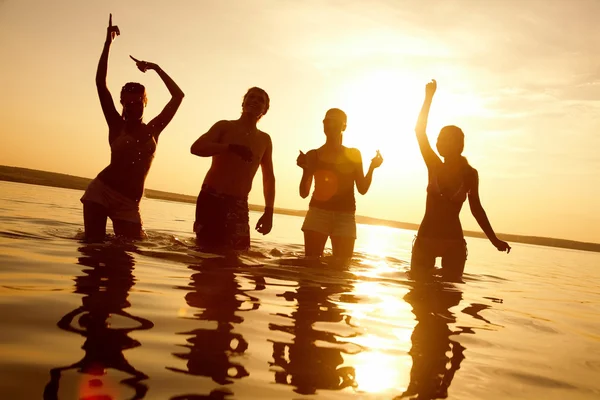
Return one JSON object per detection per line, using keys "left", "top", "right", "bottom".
{"left": 269, "top": 278, "right": 358, "bottom": 395}
{"left": 2, "top": 183, "right": 600, "bottom": 399}
{"left": 168, "top": 259, "right": 265, "bottom": 396}
{"left": 43, "top": 244, "right": 153, "bottom": 400}
{"left": 397, "top": 281, "right": 497, "bottom": 400}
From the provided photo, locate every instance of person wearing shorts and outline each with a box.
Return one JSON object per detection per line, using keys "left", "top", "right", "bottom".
{"left": 190, "top": 87, "right": 275, "bottom": 252}
{"left": 297, "top": 108, "right": 383, "bottom": 259}
{"left": 82, "top": 14, "right": 184, "bottom": 242}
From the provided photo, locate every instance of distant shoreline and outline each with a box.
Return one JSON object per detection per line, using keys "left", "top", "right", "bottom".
{"left": 1, "top": 164, "right": 599, "bottom": 254}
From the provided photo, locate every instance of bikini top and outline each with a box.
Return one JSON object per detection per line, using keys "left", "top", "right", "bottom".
{"left": 426, "top": 164, "right": 474, "bottom": 204}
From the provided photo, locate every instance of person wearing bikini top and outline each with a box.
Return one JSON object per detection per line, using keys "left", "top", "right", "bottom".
{"left": 411, "top": 80, "right": 510, "bottom": 281}
{"left": 81, "top": 14, "right": 184, "bottom": 242}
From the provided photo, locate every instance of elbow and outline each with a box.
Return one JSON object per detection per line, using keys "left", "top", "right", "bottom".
{"left": 299, "top": 186, "right": 309, "bottom": 198}
{"left": 190, "top": 143, "right": 202, "bottom": 156}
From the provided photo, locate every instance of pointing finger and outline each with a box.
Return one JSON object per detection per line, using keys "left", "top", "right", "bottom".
{"left": 109, "top": 13, "right": 112, "bottom": 27}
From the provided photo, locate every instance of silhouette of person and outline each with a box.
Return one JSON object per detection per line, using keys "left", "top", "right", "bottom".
{"left": 411, "top": 80, "right": 510, "bottom": 281}
{"left": 297, "top": 108, "right": 383, "bottom": 259}
{"left": 398, "top": 282, "right": 467, "bottom": 399}
{"left": 81, "top": 14, "right": 185, "bottom": 242}
{"left": 268, "top": 281, "right": 357, "bottom": 395}
{"left": 190, "top": 87, "right": 275, "bottom": 252}
{"left": 167, "top": 262, "right": 263, "bottom": 389}
{"left": 43, "top": 244, "right": 154, "bottom": 400}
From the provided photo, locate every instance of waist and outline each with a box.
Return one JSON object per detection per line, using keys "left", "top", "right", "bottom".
{"left": 309, "top": 193, "right": 355, "bottom": 212}
{"left": 200, "top": 184, "right": 249, "bottom": 203}
{"left": 96, "top": 168, "right": 148, "bottom": 202}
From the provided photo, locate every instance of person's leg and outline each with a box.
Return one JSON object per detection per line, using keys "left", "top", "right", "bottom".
{"left": 301, "top": 207, "right": 332, "bottom": 258}
{"left": 410, "top": 237, "right": 437, "bottom": 280}
{"left": 441, "top": 240, "right": 467, "bottom": 282}
{"left": 330, "top": 236, "right": 355, "bottom": 259}
{"left": 330, "top": 212, "right": 357, "bottom": 259}
{"left": 194, "top": 190, "right": 227, "bottom": 251}
{"left": 82, "top": 201, "right": 108, "bottom": 243}
{"left": 228, "top": 198, "right": 251, "bottom": 251}
{"left": 303, "top": 230, "right": 329, "bottom": 258}
{"left": 112, "top": 219, "right": 145, "bottom": 240}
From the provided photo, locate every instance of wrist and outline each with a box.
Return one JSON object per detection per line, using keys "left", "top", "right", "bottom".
{"left": 264, "top": 206, "right": 274, "bottom": 215}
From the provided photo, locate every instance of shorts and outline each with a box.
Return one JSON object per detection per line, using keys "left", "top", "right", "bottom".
{"left": 194, "top": 186, "right": 250, "bottom": 251}
{"left": 410, "top": 235, "right": 467, "bottom": 280}
{"left": 301, "top": 207, "right": 357, "bottom": 239}
{"left": 80, "top": 178, "right": 142, "bottom": 224}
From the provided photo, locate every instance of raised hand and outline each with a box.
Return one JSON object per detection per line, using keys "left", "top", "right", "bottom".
{"left": 228, "top": 144, "right": 253, "bottom": 162}
{"left": 297, "top": 150, "right": 307, "bottom": 169}
{"left": 493, "top": 239, "right": 511, "bottom": 254}
{"left": 129, "top": 55, "right": 158, "bottom": 73}
{"left": 106, "top": 14, "right": 120, "bottom": 44}
{"left": 370, "top": 150, "right": 383, "bottom": 169}
{"left": 425, "top": 79, "right": 437, "bottom": 99}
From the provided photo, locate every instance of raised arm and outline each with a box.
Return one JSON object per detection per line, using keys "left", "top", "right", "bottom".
{"left": 355, "top": 149, "right": 383, "bottom": 195}
{"left": 96, "top": 14, "right": 121, "bottom": 128}
{"left": 468, "top": 170, "right": 511, "bottom": 253}
{"left": 256, "top": 135, "right": 275, "bottom": 235}
{"left": 131, "top": 56, "right": 185, "bottom": 139}
{"left": 415, "top": 79, "right": 442, "bottom": 168}
{"left": 297, "top": 150, "right": 314, "bottom": 199}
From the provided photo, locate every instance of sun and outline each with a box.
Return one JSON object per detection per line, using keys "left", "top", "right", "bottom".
{"left": 334, "top": 70, "right": 423, "bottom": 170}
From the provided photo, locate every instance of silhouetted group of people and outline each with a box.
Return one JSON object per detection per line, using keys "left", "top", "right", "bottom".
{"left": 81, "top": 15, "right": 510, "bottom": 281}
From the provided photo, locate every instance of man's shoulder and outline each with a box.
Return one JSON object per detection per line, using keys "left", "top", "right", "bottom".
{"left": 214, "top": 119, "right": 235, "bottom": 128}
{"left": 344, "top": 146, "right": 361, "bottom": 156}
{"left": 257, "top": 129, "right": 272, "bottom": 143}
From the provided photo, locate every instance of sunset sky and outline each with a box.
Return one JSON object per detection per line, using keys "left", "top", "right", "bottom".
{"left": 1, "top": 0, "right": 599, "bottom": 243}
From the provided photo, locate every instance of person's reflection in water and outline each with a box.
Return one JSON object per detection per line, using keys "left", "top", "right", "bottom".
{"left": 269, "top": 281, "right": 358, "bottom": 395}
{"left": 168, "top": 260, "right": 264, "bottom": 389}
{"left": 399, "top": 282, "right": 470, "bottom": 400}
{"left": 43, "top": 244, "right": 153, "bottom": 400}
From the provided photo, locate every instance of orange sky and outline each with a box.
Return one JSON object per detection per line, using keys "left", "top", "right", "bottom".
{"left": 0, "top": 0, "right": 599, "bottom": 243}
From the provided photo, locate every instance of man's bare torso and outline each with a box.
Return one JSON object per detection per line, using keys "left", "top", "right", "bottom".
{"left": 203, "top": 120, "right": 270, "bottom": 198}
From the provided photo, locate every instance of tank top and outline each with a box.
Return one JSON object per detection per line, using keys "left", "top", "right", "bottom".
{"left": 309, "top": 149, "right": 356, "bottom": 213}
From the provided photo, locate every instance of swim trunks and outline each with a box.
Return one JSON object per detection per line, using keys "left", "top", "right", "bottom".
{"left": 194, "top": 185, "right": 250, "bottom": 251}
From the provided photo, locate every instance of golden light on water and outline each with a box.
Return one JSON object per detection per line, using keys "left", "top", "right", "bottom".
{"left": 353, "top": 350, "right": 410, "bottom": 393}
{"left": 355, "top": 225, "right": 403, "bottom": 260}
{"left": 342, "top": 280, "right": 415, "bottom": 394}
